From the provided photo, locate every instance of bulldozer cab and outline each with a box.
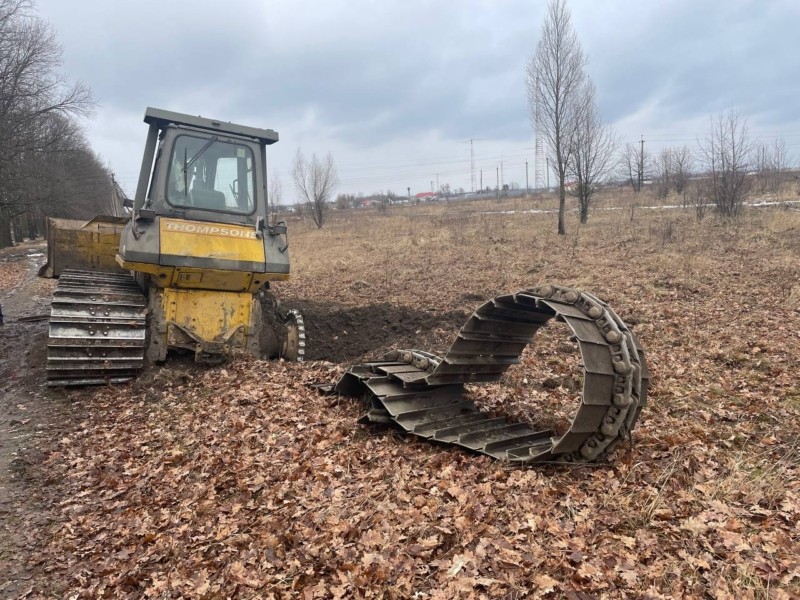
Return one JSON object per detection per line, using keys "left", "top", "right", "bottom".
{"left": 136, "top": 108, "right": 279, "bottom": 226}
{"left": 114, "top": 107, "right": 291, "bottom": 288}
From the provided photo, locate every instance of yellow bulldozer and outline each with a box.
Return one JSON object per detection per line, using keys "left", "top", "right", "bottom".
{"left": 41, "top": 107, "right": 304, "bottom": 386}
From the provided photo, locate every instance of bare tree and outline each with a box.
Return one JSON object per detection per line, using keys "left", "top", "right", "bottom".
{"left": 0, "top": 0, "right": 94, "bottom": 246}
{"left": 567, "top": 78, "right": 616, "bottom": 224}
{"left": 292, "top": 149, "right": 338, "bottom": 229}
{"left": 766, "top": 138, "right": 789, "bottom": 194}
{"left": 619, "top": 142, "right": 649, "bottom": 193}
{"left": 755, "top": 138, "right": 790, "bottom": 195}
{"left": 698, "top": 111, "right": 753, "bottom": 218}
{"left": 687, "top": 180, "right": 708, "bottom": 221}
{"left": 753, "top": 144, "right": 770, "bottom": 195}
{"left": 671, "top": 145, "right": 693, "bottom": 203}
{"left": 654, "top": 145, "right": 696, "bottom": 202}
{"left": 654, "top": 148, "right": 672, "bottom": 200}
{"left": 526, "top": 0, "right": 587, "bottom": 235}
{"left": 335, "top": 193, "right": 354, "bottom": 210}
{"left": 268, "top": 173, "right": 282, "bottom": 223}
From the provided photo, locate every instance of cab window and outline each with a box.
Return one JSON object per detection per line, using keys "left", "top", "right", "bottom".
{"left": 166, "top": 135, "right": 255, "bottom": 214}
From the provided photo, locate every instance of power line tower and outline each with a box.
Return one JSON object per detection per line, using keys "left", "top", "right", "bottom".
{"left": 462, "top": 138, "right": 482, "bottom": 193}
{"left": 534, "top": 75, "right": 545, "bottom": 190}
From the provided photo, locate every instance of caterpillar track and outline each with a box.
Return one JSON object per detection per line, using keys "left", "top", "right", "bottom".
{"left": 46, "top": 270, "right": 305, "bottom": 386}
{"left": 46, "top": 269, "right": 147, "bottom": 386}
{"left": 329, "top": 285, "right": 648, "bottom": 463}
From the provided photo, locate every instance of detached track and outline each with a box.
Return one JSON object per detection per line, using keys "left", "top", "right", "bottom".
{"left": 332, "top": 285, "right": 648, "bottom": 463}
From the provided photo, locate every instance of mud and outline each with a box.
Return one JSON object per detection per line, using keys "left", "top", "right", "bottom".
{"left": 0, "top": 241, "right": 79, "bottom": 596}
{"left": 289, "top": 299, "right": 469, "bottom": 363}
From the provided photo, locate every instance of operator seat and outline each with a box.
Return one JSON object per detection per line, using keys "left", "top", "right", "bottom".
{"left": 191, "top": 173, "right": 226, "bottom": 210}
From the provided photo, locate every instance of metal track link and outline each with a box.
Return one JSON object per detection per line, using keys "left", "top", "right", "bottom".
{"left": 331, "top": 285, "right": 648, "bottom": 463}
{"left": 46, "top": 269, "right": 147, "bottom": 386}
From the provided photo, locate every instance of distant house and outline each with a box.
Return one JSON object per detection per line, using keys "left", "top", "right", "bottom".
{"left": 354, "top": 197, "right": 383, "bottom": 208}
{"left": 414, "top": 192, "right": 436, "bottom": 201}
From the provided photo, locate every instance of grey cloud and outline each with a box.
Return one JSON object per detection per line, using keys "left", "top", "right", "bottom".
{"left": 33, "top": 0, "right": 800, "bottom": 194}
{"left": 584, "top": 0, "right": 800, "bottom": 133}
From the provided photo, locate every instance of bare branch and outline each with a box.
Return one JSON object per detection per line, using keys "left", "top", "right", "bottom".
{"left": 0, "top": 0, "right": 98, "bottom": 246}
{"left": 754, "top": 138, "right": 790, "bottom": 195}
{"left": 698, "top": 111, "right": 753, "bottom": 217}
{"left": 671, "top": 145, "right": 694, "bottom": 197}
{"left": 292, "top": 149, "right": 338, "bottom": 229}
{"left": 268, "top": 173, "right": 283, "bottom": 223}
{"left": 618, "top": 142, "right": 650, "bottom": 193}
{"left": 566, "top": 77, "right": 616, "bottom": 224}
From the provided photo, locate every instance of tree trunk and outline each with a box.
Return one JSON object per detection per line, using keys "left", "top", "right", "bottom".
{"left": 37, "top": 214, "right": 47, "bottom": 238}
{"left": 311, "top": 200, "right": 324, "bottom": 229}
{"left": 579, "top": 200, "right": 589, "bottom": 224}
{"left": 0, "top": 215, "right": 13, "bottom": 249}
{"left": 557, "top": 171, "right": 567, "bottom": 235}
{"left": 26, "top": 213, "right": 38, "bottom": 239}
{"left": 10, "top": 218, "right": 19, "bottom": 245}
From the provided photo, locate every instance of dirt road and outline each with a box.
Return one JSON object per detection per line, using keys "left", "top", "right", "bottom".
{"left": 0, "top": 241, "right": 73, "bottom": 597}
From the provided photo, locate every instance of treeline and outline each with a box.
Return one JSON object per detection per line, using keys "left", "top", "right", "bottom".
{"left": 620, "top": 116, "right": 795, "bottom": 220}
{"left": 0, "top": 0, "right": 114, "bottom": 248}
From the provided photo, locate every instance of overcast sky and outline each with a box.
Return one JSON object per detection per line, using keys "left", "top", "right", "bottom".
{"left": 35, "top": 0, "right": 800, "bottom": 201}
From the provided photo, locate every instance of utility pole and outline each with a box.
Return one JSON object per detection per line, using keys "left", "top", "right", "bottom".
{"left": 407, "top": 186, "right": 410, "bottom": 199}
{"left": 430, "top": 180, "right": 434, "bottom": 193}
{"left": 436, "top": 173, "right": 439, "bottom": 193}
{"left": 500, "top": 161, "right": 504, "bottom": 191}
{"left": 480, "top": 169, "right": 483, "bottom": 192}
{"left": 496, "top": 166, "right": 499, "bottom": 199}
{"left": 471, "top": 139, "right": 476, "bottom": 193}
{"left": 525, "top": 161, "right": 529, "bottom": 196}
{"left": 639, "top": 135, "right": 645, "bottom": 192}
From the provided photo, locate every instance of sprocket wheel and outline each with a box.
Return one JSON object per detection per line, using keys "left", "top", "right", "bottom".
{"left": 281, "top": 309, "right": 306, "bottom": 362}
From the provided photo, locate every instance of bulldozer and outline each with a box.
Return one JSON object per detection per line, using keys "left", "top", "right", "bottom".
{"left": 42, "top": 107, "right": 304, "bottom": 386}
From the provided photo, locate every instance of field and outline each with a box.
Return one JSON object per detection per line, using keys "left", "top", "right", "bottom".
{"left": 1, "top": 194, "right": 799, "bottom": 598}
